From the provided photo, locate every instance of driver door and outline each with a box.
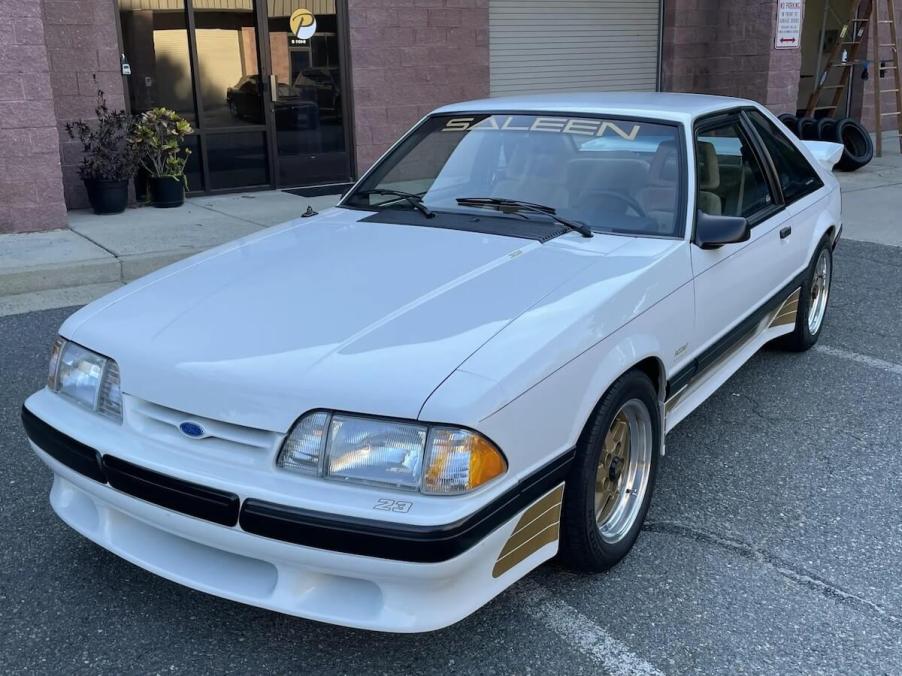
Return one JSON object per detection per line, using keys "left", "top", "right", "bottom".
{"left": 689, "top": 113, "right": 794, "bottom": 357}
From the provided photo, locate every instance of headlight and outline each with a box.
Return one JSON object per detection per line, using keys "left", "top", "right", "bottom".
{"left": 277, "top": 411, "right": 507, "bottom": 495}
{"left": 48, "top": 338, "right": 122, "bottom": 422}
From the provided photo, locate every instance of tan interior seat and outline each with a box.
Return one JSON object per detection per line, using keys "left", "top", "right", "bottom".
{"left": 567, "top": 157, "right": 650, "bottom": 209}
{"left": 635, "top": 141, "right": 680, "bottom": 232}
{"left": 491, "top": 136, "right": 569, "bottom": 207}
{"left": 696, "top": 141, "right": 722, "bottom": 215}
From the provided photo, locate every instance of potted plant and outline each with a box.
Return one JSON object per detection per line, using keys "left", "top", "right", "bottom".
{"left": 65, "top": 87, "right": 138, "bottom": 215}
{"left": 132, "top": 108, "right": 194, "bottom": 208}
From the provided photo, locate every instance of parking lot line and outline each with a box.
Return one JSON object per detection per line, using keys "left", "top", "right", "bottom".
{"left": 815, "top": 345, "right": 902, "bottom": 376}
{"left": 513, "top": 578, "right": 665, "bottom": 676}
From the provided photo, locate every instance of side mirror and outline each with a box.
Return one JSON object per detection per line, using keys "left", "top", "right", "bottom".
{"left": 694, "top": 210, "right": 750, "bottom": 249}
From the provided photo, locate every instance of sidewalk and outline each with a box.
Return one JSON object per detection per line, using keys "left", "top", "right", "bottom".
{"left": 1, "top": 138, "right": 900, "bottom": 317}
{"left": 835, "top": 134, "right": 902, "bottom": 248}
{"left": 0, "top": 190, "right": 340, "bottom": 316}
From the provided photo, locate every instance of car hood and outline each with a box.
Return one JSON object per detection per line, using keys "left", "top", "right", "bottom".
{"left": 63, "top": 208, "right": 625, "bottom": 432}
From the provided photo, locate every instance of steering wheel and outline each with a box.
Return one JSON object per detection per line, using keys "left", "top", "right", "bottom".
{"left": 583, "top": 190, "right": 648, "bottom": 219}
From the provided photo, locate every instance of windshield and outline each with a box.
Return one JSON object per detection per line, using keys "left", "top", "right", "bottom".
{"left": 344, "top": 114, "right": 683, "bottom": 237}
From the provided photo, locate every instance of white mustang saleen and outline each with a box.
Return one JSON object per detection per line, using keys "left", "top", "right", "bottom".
{"left": 24, "top": 93, "right": 842, "bottom": 632}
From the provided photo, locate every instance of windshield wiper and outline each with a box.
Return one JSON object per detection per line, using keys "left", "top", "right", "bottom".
{"left": 358, "top": 189, "right": 435, "bottom": 218}
{"left": 455, "top": 197, "right": 593, "bottom": 238}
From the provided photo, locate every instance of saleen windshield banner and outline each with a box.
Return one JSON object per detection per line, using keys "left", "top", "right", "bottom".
{"left": 441, "top": 115, "right": 640, "bottom": 141}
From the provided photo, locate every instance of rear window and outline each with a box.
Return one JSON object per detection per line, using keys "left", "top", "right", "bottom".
{"left": 747, "top": 110, "right": 823, "bottom": 204}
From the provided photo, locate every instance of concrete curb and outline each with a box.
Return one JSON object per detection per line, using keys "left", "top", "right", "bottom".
{"left": 0, "top": 257, "right": 121, "bottom": 297}
{"left": 0, "top": 244, "right": 207, "bottom": 297}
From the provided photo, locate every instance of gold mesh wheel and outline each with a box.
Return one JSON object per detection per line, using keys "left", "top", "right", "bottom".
{"left": 594, "top": 399, "right": 653, "bottom": 544}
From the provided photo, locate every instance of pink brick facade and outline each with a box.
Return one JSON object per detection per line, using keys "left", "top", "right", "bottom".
{"left": 0, "top": 0, "right": 68, "bottom": 233}
{"left": 346, "top": 0, "right": 490, "bottom": 171}
{"left": 45, "top": 0, "right": 126, "bottom": 210}
{"left": 662, "top": 0, "right": 803, "bottom": 114}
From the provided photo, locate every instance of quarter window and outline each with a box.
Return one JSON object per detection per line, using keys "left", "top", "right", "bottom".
{"left": 746, "top": 110, "right": 824, "bottom": 204}
{"left": 695, "top": 121, "right": 773, "bottom": 219}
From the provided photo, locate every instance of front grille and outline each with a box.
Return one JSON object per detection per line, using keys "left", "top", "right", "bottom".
{"left": 129, "top": 398, "right": 279, "bottom": 457}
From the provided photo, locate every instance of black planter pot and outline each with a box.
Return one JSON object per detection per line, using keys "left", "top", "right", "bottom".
{"left": 84, "top": 178, "right": 129, "bottom": 215}
{"left": 134, "top": 167, "right": 148, "bottom": 203}
{"left": 148, "top": 176, "right": 185, "bottom": 208}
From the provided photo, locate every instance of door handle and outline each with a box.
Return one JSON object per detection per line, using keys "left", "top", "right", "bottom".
{"left": 780, "top": 226, "right": 792, "bottom": 239}
{"left": 269, "top": 74, "right": 278, "bottom": 103}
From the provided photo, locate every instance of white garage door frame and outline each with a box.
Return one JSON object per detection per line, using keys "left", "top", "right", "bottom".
{"left": 489, "top": 0, "right": 664, "bottom": 97}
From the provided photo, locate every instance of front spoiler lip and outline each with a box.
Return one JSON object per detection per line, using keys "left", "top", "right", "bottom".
{"left": 21, "top": 405, "right": 574, "bottom": 563}
{"left": 32, "top": 451, "right": 530, "bottom": 632}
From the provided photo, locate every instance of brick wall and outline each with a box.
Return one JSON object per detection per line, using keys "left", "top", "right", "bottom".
{"left": 662, "top": 0, "right": 804, "bottom": 115}
{"left": 0, "top": 0, "right": 68, "bottom": 233}
{"left": 347, "top": 0, "right": 490, "bottom": 172}
{"left": 45, "top": 0, "right": 125, "bottom": 210}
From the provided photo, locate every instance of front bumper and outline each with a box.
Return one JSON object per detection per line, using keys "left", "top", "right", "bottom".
{"left": 23, "top": 405, "right": 570, "bottom": 632}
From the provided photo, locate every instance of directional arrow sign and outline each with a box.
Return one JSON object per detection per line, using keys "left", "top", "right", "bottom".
{"left": 775, "top": 0, "right": 802, "bottom": 49}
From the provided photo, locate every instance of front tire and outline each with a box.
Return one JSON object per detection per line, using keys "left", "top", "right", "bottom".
{"left": 558, "top": 370, "right": 660, "bottom": 572}
{"left": 775, "top": 235, "right": 833, "bottom": 352}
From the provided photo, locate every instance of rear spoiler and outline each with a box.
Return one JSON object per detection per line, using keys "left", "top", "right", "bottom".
{"left": 802, "top": 140, "right": 844, "bottom": 171}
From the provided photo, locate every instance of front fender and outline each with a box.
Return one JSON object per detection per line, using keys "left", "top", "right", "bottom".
{"left": 421, "top": 278, "right": 691, "bottom": 481}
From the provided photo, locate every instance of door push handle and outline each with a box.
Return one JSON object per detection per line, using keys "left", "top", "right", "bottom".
{"left": 780, "top": 226, "right": 792, "bottom": 239}
{"left": 269, "top": 74, "right": 278, "bottom": 103}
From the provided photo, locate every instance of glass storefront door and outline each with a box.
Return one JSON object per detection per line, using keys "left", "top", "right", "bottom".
{"left": 264, "top": 1, "right": 349, "bottom": 186}
{"left": 118, "top": 0, "right": 353, "bottom": 194}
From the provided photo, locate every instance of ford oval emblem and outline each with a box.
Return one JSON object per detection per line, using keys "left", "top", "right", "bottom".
{"left": 179, "top": 421, "right": 206, "bottom": 439}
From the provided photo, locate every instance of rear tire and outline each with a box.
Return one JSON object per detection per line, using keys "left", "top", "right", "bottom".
{"left": 774, "top": 235, "right": 833, "bottom": 352}
{"left": 558, "top": 370, "right": 660, "bottom": 572}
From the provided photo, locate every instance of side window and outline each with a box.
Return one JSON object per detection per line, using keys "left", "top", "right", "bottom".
{"left": 746, "top": 110, "right": 824, "bottom": 203}
{"left": 695, "top": 121, "right": 773, "bottom": 219}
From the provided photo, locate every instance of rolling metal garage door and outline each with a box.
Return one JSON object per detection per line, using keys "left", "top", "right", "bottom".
{"left": 489, "top": 0, "right": 661, "bottom": 96}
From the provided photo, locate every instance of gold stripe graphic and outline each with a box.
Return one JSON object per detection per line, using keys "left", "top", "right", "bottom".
{"left": 497, "top": 503, "right": 562, "bottom": 558}
{"left": 769, "top": 288, "right": 800, "bottom": 328}
{"left": 492, "top": 484, "right": 564, "bottom": 578}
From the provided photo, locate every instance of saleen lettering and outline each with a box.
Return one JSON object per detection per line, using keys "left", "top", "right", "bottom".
{"left": 442, "top": 115, "right": 640, "bottom": 140}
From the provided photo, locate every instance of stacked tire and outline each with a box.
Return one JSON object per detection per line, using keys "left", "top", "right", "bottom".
{"left": 830, "top": 118, "right": 874, "bottom": 171}
{"left": 777, "top": 113, "right": 873, "bottom": 171}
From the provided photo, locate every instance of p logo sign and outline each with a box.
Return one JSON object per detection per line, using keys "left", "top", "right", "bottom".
{"left": 289, "top": 8, "right": 317, "bottom": 40}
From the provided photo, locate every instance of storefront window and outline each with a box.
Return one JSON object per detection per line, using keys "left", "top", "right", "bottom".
{"left": 193, "top": 5, "right": 261, "bottom": 128}
{"left": 119, "top": 0, "right": 196, "bottom": 124}
{"left": 268, "top": 1, "right": 346, "bottom": 186}
{"left": 118, "top": 0, "right": 351, "bottom": 193}
{"left": 206, "top": 132, "right": 269, "bottom": 189}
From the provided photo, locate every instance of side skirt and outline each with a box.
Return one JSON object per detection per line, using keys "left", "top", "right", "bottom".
{"left": 664, "top": 281, "right": 803, "bottom": 433}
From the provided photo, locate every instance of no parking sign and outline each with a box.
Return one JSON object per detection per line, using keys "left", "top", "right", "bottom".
{"left": 775, "top": 0, "right": 802, "bottom": 49}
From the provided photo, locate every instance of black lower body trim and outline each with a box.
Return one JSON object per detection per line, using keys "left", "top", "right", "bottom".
{"left": 21, "top": 406, "right": 107, "bottom": 483}
{"left": 667, "top": 270, "right": 807, "bottom": 396}
{"left": 103, "top": 455, "right": 240, "bottom": 527}
{"left": 23, "top": 404, "right": 574, "bottom": 562}
{"left": 239, "top": 450, "right": 575, "bottom": 563}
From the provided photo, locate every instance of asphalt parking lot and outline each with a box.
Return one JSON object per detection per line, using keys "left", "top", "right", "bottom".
{"left": 1, "top": 237, "right": 901, "bottom": 675}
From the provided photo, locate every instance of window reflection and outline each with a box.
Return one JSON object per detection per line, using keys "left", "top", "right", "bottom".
{"left": 119, "top": 0, "right": 350, "bottom": 191}
{"left": 194, "top": 5, "right": 261, "bottom": 127}
{"left": 118, "top": 0, "right": 196, "bottom": 123}
{"left": 206, "top": 132, "right": 268, "bottom": 189}
{"left": 269, "top": 1, "right": 346, "bottom": 185}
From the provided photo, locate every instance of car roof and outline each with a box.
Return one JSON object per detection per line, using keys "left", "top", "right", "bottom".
{"left": 432, "top": 92, "right": 755, "bottom": 125}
